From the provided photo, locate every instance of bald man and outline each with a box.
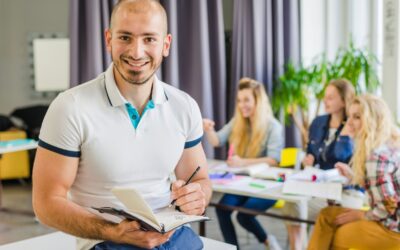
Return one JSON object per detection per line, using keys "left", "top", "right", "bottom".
{"left": 32, "top": 1, "right": 211, "bottom": 249}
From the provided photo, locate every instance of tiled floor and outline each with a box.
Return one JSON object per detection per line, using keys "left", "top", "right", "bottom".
{"left": 0, "top": 181, "right": 290, "bottom": 249}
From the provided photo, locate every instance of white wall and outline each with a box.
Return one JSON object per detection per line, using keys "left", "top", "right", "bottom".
{"left": 0, "top": 0, "right": 69, "bottom": 114}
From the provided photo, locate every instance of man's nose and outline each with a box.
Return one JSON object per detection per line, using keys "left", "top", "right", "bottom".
{"left": 128, "top": 40, "right": 144, "bottom": 59}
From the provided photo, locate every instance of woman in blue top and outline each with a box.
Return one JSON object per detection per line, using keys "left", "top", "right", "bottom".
{"left": 283, "top": 79, "right": 356, "bottom": 250}
{"left": 203, "top": 77, "right": 284, "bottom": 249}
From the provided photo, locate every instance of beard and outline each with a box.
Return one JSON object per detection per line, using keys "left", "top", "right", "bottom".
{"left": 115, "top": 65, "right": 155, "bottom": 86}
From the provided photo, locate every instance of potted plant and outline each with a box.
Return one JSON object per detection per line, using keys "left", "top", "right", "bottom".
{"left": 272, "top": 41, "right": 380, "bottom": 147}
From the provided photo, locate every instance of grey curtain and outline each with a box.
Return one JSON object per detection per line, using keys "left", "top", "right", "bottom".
{"left": 230, "top": 0, "right": 301, "bottom": 147}
{"left": 160, "top": 0, "right": 227, "bottom": 158}
{"left": 69, "top": 0, "right": 117, "bottom": 87}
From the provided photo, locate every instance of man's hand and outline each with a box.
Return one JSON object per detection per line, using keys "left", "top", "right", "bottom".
{"left": 113, "top": 220, "right": 174, "bottom": 248}
{"left": 334, "top": 209, "right": 365, "bottom": 226}
{"left": 302, "top": 154, "right": 315, "bottom": 167}
{"left": 170, "top": 180, "right": 206, "bottom": 215}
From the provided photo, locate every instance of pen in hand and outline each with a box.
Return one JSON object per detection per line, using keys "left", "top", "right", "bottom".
{"left": 169, "top": 166, "right": 201, "bottom": 208}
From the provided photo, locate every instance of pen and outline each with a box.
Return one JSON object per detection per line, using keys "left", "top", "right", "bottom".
{"left": 228, "top": 144, "right": 235, "bottom": 159}
{"left": 220, "top": 171, "right": 229, "bottom": 178}
{"left": 169, "top": 166, "right": 201, "bottom": 207}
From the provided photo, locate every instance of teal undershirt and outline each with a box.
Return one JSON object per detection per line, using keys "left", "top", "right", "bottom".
{"left": 125, "top": 100, "right": 155, "bottom": 129}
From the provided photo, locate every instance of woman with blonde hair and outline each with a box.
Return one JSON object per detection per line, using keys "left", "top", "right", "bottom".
{"left": 308, "top": 94, "right": 400, "bottom": 250}
{"left": 203, "top": 77, "right": 284, "bottom": 249}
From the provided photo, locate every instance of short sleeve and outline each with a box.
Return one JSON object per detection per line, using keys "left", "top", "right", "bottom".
{"left": 184, "top": 96, "right": 203, "bottom": 149}
{"left": 38, "top": 92, "right": 82, "bottom": 157}
{"left": 216, "top": 119, "right": 234, "bottom": 146}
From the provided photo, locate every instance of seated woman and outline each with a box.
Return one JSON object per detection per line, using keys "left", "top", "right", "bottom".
{"left": 308, "top": 94, "right": 400, "bottom": 250}
{"left": 203, "top": 77, "right": 284, "bottom": 249}
{"left": 282, "top": 79, "right": 355, "bottom": 250}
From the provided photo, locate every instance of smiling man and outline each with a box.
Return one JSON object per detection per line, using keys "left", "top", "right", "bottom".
{"left": 32, "top": 1, "right": 211, "bottom": 249}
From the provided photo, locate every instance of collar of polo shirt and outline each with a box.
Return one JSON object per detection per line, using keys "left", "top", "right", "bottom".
{"left": 104, "top": 63, "right": 168, "bottom": 108}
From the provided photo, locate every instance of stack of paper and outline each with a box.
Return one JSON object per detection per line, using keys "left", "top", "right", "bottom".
{"left": 283, "top": 180, "right": 342, "bottom": 200}
{"left": 210, "top": 163, "right": 269, "bottom": 176}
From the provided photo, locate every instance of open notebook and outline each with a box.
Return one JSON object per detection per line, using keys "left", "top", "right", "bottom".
{"left": 93, "top": 188, "right": 210, "bottom": 234}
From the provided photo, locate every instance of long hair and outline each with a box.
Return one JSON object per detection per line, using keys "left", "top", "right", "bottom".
{"left": 328, "top": 79, "right": 355, "bottom": 118}
{"left": 351, "top": 95, "right": 400, "bottom": 184}
{"left": 229, "top": 78, "right": 273, "bottom": 158}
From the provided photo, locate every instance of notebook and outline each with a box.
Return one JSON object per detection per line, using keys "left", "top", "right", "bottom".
{"left": 93, "top": 187, "right": 210, "bottom": 234}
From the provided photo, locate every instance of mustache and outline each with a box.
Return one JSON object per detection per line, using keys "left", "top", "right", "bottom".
{"left": 120, "top": 54, "right": 150, "bottom": 62}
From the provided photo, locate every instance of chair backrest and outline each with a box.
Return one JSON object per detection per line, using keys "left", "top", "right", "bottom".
{"left": 280, "top": 147, "right": 302, "bottom": 170}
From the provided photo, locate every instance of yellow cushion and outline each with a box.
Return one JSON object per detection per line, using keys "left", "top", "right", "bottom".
{"left": 273, "top": 199, "right": 285, "bottom": 209}
{"left": 0, "top": 130, "right": 30, "bottom": 179}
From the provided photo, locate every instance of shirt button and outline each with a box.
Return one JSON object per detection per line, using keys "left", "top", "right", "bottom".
{"left": 319, "top": 148, "right": 323, "bottom": 152}
{"left": 132, "top": 114, "right": 137, "bottom": 120}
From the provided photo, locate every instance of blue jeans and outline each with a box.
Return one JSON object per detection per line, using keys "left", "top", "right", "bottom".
{"left": 91, "top": 226, "right": 203, "bottom": 250}
{"left": 216, "top": 194, "right": 276, "bottom": 248}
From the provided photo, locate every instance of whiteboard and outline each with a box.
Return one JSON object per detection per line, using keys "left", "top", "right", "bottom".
{"left": 33, "top": 38, "right": 70, "bottom": 91}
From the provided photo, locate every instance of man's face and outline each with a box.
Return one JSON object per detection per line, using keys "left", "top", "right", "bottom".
{"left": 105, "top": 8, "right": 171, "bottom": 85}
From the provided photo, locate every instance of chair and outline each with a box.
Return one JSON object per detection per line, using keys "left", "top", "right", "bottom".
{"left": 9, "top": 105, "right": 48, "bottom": 140}
{"left": 0, "top": 130, "right": 30, "bottom": 180}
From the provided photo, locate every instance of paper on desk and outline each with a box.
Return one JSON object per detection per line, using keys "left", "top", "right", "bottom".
{"left": 287, "top": 167, "right": 347, "bottom": 183}
{"left": 282, "top": 180, "right": 342, "bottom": 200}
{"left": 251, "top": 167, "right": 294, "bottom": 180}
{"left": 224, "top": 178, "right": 283, "bottom": 193}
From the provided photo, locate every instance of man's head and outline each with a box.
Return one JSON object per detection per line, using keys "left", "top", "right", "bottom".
{"left": 105, "top": 0, "right": 171, "bottom": 86}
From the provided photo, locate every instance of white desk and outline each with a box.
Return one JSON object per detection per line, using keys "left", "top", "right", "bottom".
{"left": 0, "top": 142, "right": 38, "bottom": 154}
{"left": 207, "top": 159, "right": 314, "bottom": 226}
{"left": 0, "top": 140, "right": 38, "bottom": 213}
{"left": 208, "top": 159, "right": 309, "bottom": 203}
{"left": 0, "top": 232, "right": 237, "bottom": 250}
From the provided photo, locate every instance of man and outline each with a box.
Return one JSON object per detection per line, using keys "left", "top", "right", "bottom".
{"left": 32, "top": 0, "right": 212, "bottom": 249}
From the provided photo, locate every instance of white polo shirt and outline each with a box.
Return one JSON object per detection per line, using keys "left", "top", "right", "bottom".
{"left": 39, "top": 64, "right": 203, "bottom": 211}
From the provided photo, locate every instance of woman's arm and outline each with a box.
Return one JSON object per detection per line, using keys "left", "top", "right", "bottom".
{"left": 202, "top": 119, "right": 219, "bottom": 146}
{"left": 227, "top": 155, "right": 278, "bottom": 167}
{"left": 333, "top": 136, "right": 354, "bottom": 162}
{"left": 364, "top": 152, "right": 399, "bottom": 223}
{"left": 202, "top": 119, "right": 234, "bottom": 147}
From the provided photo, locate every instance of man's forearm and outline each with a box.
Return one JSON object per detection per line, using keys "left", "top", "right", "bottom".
{"left": 34, "top": 196, "right": 117, "bottom": 241}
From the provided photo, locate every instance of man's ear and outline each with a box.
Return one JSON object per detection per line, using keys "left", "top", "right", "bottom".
{"left": 162, "top": 34, "right": 172, "bottom": 57}
{"left": 105, "top": 29, "right": 112, "bottom": 53}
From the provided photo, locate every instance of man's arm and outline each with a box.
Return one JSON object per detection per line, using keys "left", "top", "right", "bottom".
{"left": 32, "top": 147, "right": 172, "bottom": 248}
{"left": 172, "top": 143, "right": 212, "bottom": 215}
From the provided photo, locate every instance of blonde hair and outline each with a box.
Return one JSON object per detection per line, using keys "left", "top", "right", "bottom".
{"left": 351, "top": 94, "right": 400, "bottom": 184}
{"left": 229, "top": 77, "right": 273, "bottom": 158}
{"left": 328, "top": 79, "right": 355, "bottom": 117}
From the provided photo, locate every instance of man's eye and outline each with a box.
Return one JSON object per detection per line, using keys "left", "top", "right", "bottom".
{"left": 119, "top": 36, "right": 130, "bottom": 41}
{"left": 144, "top": 37, "right": 156, "bottom": 43}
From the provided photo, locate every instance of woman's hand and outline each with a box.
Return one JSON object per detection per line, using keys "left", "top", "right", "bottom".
{"left": 334, "top": 209, "right": 365, "bottom": 226}
{"left": 302, "top": 154, "right": 315, "bottom": 167}
{"left": 227, "top": 155, "right": 246, "bottom": 167}
{"left": 335, "top": 162, "right": 353, "bottom": 180}
{"left": 202, "top": 119, "right": 215, "bottom": 132}
{"left": 340, "top": 121, "right": 355, "bottom": 138}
